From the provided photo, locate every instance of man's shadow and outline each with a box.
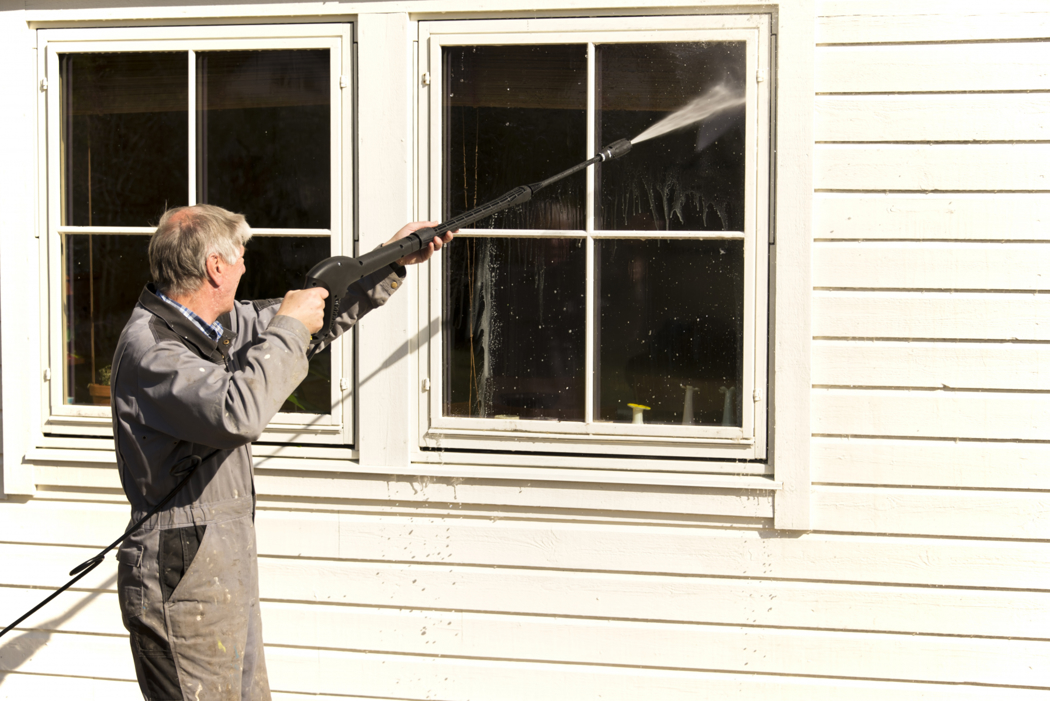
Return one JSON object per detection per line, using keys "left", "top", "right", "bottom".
{"left": 0, "top": 571, "right": 119, "bottom": 686}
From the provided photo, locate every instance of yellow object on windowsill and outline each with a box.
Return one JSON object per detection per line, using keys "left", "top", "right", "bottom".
{"left": 627, "top": 403, "right": 650, "bottom": 424}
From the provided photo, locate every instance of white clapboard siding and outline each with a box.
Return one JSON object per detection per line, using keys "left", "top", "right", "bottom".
{"left": 813, "top": 341, "right": 1050, "bottom": 392}
{"left": 817, "top": 0, "right": 1050, "bottom": 44}
{"left": 0, "top": 630, "right": 133, "bottom": 681}
{"left": 816, "top": 43, "right": 1050, "bottom": 94}
{"left": 27, "top": 463, "right": 774, "bottom": 519}
{"left": 32, "top": 463, "right": 122, "bottom": 490}
{"left": 261, "top": 566, "right": 1050, "bottom": 641}
{"left": 6, "top": 631, "right": 1047, "bottom": 701}
{"left": 813, "top": 436, "right": 1050, "bottom": 490}
{"left": 815, "top": 144, "right": 1050, "bottom": 192}
{"left": 268, "top": 646, "right": 1050, "bottom": 701}
{"left": 255, "top": 512, "right": 1050, "bottom": 590}
{"left": 813, "top": 292, "right": 1050, "bottom": 341}
{"left": 259, "top": 604, "right": 1050, "bottom": 687}
{"left": 814, "top": 242, "right": 1050, "bottom": 291}
{"left": 812, "top": 485, "right": 1050, "bottom": 540}
{"left": 4, "top": 505, "right": 1050, "bottom": 589}
{"left": 816, "top": 93, "right": 1050, "bottom": 143}
{"left": 814, "top": 193, "right": 1050, "bottom": 241}
{"left": 7, "top": 593, "right": 1045, "bottom": 687}
{"left": 254, "top": 473, "right": 773, "bottom": 520}
{"left": 0, "top": 674, "right": 139, "bottom": 701}
{"left": 812, "top": 388, "right": 1050, "bottom": 443}
{"left": 6, "top": 555, "right": 1050, "bottom": 640}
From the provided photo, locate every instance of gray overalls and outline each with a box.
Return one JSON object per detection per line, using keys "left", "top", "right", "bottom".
{"left": 111, "top": 267, "right": 401, "bottom": 700}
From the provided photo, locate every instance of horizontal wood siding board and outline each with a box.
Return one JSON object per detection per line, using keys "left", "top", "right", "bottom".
{"left": 6, "top": 557, "right": 1049, "bottom": 640}
{"left": 3, "top": 631, "right": 1048, "bottom": 700}
{"left": 815, "top": 93, "right": 1050, "bottom": 143}
{"left": 812, "top": 340, "right": 1050, "bottom": 391}
{"left": 814, "top": 193, "right": 1050, "bottom": 241}
{"left": 813, "top": 242, "right": 1050, "bottom": 291}
{"left": 27, "top": 466, "right": 773, "bottom": 520}
{"left": 32, "top": 463, "right": 121, "bottom": 490}
{"left": 0, "top": 674, "right": 139, "bottom": 700}
{"left": 254, "top": 473, "right": 773, "bottom": 520}
{"left": 812, "top": 388, "right": 1050, "bottom": 443}
{"left": 811, "top": 485, "right": 1050, "bottom": 540}
{"left": 264, "top": 605, "right": 1050, "bottom": 686}
{"left": 269, "top": 647, "right": 1050, "bottom": 700}
{"left": 812, "top": 292, "right": 1050, "bottom": 341}
{"left": 815, "top": 43, "right": 1050, "bottom": 93}
{"left": 815, "top": 144, "right": 1050, "bottom": 192}
{"left": 813, "top": 437, "right": 1050, "bottom": 490}
{"left": 2, "top": 506, "right": 1050, "bottom": 588}
{"left": 6, "top": 591, "right": 1047, "bottom": 685}
{"left": 817, "top": 0, "right": 1050, "bottom": 44}
{"left": 4, "top": 503, "right": 1045, "bottom": 591}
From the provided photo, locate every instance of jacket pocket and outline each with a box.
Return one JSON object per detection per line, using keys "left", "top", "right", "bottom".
{"left": 159, "top": 524, "right": 207, "bottom": 603}
{"left": 116, "top": 543, "right": 144, "bottom": 623}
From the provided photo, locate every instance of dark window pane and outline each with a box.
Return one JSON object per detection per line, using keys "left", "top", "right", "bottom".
{"left": 237, "top": 236, "right": 332, "bottom": 414}
{"left": 64, "top": 234, "right": 151, "bottom": 405}
{"left": 63, "top": 234, "right": 332, "bottom": 415}
{"left": 62, "top": 53, "right": 188, "bottom": 227}
{"left": 444, "top": 237, "right": 585, "bottom": 420}
{"left": 198, "top": 50, "right": 330, "bottom": 229}
{"left": 597, "top": 42, "right": 747, "bottom": 231}
{"left": 443, "top": 45, "right": 587, "bottom": 230}
{"left": 597, "top": 239, "right": 744, "bottom": 426}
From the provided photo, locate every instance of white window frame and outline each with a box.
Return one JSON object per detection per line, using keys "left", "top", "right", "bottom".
{"left": 415, "top": 15, "right": 770, "bottom": 464}
{"left": 37, "top": 23, "right": 355, "bottom": 445}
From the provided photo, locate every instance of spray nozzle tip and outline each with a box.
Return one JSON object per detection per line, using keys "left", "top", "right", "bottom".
{"left": 599, "top": 139, "right": 632, "bottom": 161}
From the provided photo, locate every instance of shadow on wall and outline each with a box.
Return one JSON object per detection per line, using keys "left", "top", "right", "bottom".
{"left": 0, "top": 572, "right": 118, "bottom": 685}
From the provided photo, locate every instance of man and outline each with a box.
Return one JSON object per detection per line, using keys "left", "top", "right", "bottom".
{"left": 110, "top": 204, "right": 451, "bottom": 701}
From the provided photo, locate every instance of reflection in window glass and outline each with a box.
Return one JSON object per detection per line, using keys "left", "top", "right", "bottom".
{"left": 61, "top": 49, "right": 335, "bottom": 413}
{"left": 598, "top": 239, "right": 744, "bottom": 426}
{"left": 62, "top": 234, "right": 330, "bottom": 412}
{"left": 443, "top": 45, "right": 587, "bottom": 230}
{"left": 597, "top": 42, "right": 746, "bottom": 232}
{"left": 197, "top": 50, "right": 330, "bottom": 229}
{"left": 61, "top": 53, "right": 188, "bottom": 227}
{"left": 64, "top": 234, "right": 151, "bottom": 405}
{"left": 444, "top": 237, "right": 586, "bottom": 420}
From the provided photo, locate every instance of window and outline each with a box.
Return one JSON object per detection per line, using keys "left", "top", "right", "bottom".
{"left": 40, "top": 25, "right": 353, "bottom": 443}
{"left": 417, "top": 16, "right": 771, "bottom": 463}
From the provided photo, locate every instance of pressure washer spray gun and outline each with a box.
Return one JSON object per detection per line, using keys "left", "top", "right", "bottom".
{"left": 304, "top": 139, "right": 632, "bottom": 339}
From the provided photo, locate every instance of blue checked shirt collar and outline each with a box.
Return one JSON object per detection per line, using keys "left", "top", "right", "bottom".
{"left": 155, "top": 289, "right": 225, "bottom": 342}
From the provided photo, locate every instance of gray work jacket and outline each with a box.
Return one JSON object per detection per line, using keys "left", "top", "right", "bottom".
{"left": 111, "top": 267, "right": 403, "bottom": 517}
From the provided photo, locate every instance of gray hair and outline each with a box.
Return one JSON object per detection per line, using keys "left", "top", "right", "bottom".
{"left": 149, "top": 204, "right": 252, "bottom": 297}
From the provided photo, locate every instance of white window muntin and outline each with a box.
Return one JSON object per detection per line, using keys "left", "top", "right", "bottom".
{"left": 40, "top": 24, "right": 354, "bottom": 444}
{"left": 417, "top": 16, "right": 770, "bottom": 462}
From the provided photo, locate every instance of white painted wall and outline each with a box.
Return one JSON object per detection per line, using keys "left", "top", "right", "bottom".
{"left": 2, "top": 1, "right": 1049, "bottom": 699}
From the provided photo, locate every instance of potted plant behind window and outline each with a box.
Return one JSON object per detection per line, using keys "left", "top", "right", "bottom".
{"left": 88, "top": 365, "right": 111, "bottom": 406}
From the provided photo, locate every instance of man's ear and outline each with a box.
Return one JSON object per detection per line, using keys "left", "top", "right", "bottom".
{"left": 204, "top": 253, "right": 225, "bottom": 288}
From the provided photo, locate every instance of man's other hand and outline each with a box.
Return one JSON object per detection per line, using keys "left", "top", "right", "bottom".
{"left": 276, "top": 287, "right": 329, "bottom": 335}
{"left": 386, "top": 221, "right": 455, "bottom": 267}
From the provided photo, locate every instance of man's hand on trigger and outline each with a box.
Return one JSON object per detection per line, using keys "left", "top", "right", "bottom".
{"left": 276, "top": 287, "right": 329, "bottom": 335}
{"left": 386, "top": 221, "right": 456, "bottom": 267}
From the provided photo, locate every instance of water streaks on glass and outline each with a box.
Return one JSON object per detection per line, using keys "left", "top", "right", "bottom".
{"left": 597, "top": 42, "right": 747, "bottom": 232}
{"left": 444, "top": 237, "right": 586, "bottom": 421}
